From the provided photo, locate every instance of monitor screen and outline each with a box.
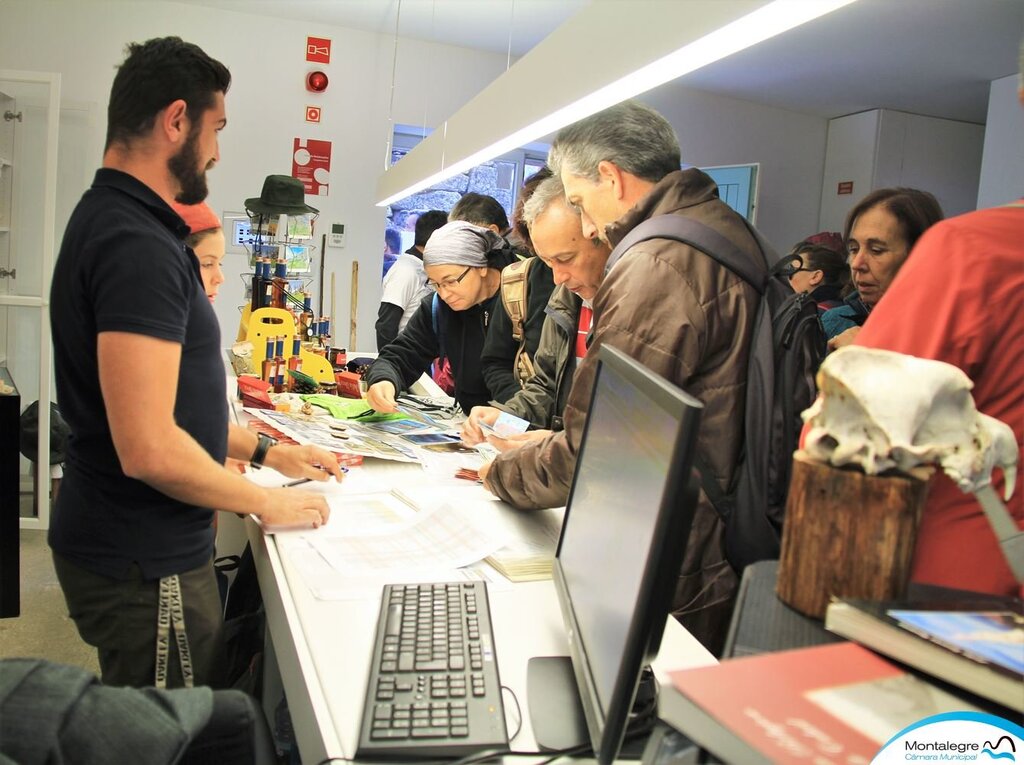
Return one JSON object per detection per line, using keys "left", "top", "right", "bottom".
{"left": 552, "top": 344, "right": 703, "bottom": 765}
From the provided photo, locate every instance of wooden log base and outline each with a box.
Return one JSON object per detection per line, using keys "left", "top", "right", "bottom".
{"left": 776, "top": 452, "right": 931, "bottom": 619}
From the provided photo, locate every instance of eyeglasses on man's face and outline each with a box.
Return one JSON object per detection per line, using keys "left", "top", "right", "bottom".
{"left": 428, "top": 266, "right": 473, "bottom": 291}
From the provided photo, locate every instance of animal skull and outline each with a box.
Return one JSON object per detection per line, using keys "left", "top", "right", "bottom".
{"left": 803, "top": 347, "right": 1017, "bottom": 499}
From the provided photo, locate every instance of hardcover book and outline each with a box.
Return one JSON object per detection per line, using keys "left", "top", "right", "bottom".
{"left": 825, "top": 597, "right": 1023, "bottom": 711}
{"left": 661, "top": 642, "right": 980, "bottom": 765}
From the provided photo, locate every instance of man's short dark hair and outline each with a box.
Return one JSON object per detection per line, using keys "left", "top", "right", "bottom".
{"left": 106, "top": 36, "right": 231, "bottom": 151}
{"left": 414, "top": 210, "right": 448, "bottom": 248}
{"left": 384, "top": 227, "right": 402, "bottom": 254}
{"left": 450, "top": 193, "right": 509, "bottom": 231}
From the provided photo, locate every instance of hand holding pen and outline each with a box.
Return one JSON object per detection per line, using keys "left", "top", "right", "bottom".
{"left": 284, "top": 466, "right": 349, "bottom": 488}
{"left": 264, "top": 443, "right": 346, "bottom": 482}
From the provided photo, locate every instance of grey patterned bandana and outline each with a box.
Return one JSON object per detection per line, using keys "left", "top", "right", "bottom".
{"left": 423, "top": 220, "right": 505, "bottom": 268}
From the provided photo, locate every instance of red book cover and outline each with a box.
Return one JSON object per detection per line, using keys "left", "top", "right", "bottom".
{"left": 664, "top": 642, "right": 977, "bottom": 764}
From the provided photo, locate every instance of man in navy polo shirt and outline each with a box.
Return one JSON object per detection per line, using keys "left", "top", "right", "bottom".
{"left": 49, "top": 36, "right": 341, "bottom": 689}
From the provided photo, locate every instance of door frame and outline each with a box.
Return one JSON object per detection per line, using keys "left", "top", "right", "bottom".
{"left": 0, "top": 69, "right": 61, "bottom": 529}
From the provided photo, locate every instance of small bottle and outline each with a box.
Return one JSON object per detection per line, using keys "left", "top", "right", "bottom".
{"left": 287, "top": 354, "right": 300, "bottom": 390}
{"left": 300, "top": 293, "right": 314, "bottom": 338}
{"left": 273, "top": 356, "right": 284, "bottom": 394}
{"left": 262, "top": 258, "right": 275, "bottom": 308}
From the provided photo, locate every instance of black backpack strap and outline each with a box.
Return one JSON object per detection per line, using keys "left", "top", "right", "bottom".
{"left": 693, "top": 452, "right": 732, "bottom": 523}
{"left": 610, "top": 214, "right": 768, "bottom": 293}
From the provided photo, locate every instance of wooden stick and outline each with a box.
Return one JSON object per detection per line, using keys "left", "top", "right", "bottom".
{"left": 350, "top": 261, "right": 359, "bottom": 350}
{"left": 330, "top": 271, "right": 336, "bottom": 347}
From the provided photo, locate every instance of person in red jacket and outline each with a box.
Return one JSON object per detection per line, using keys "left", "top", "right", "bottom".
{"left": 853, "top": 200, "right": 1023, "bottom": 596}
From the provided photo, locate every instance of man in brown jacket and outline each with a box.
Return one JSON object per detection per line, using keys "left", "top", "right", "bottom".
{"left": 478, "top": 100, "right": 763, "bottom": 654}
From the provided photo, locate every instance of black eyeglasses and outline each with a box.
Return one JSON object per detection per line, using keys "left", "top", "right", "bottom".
{"left": 428, "top": 266, "right": 473, "bottom": 291}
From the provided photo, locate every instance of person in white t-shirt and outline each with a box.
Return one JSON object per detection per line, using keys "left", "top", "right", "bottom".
{"left": 375, "top": 210, "right": 448, "bottom": 349}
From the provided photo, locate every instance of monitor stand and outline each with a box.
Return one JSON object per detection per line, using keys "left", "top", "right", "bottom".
{"left": 527, "top": 657, "right": 657, "bottom": 758}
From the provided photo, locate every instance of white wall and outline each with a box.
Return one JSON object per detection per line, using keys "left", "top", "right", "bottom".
{"left": 977, "top": 74, "right": 1024, "bottom": 208}
{"left": 0, "top": 0, "right": 514, "bottom": 352}
{"left": 643, "top": 84, "right": 829, "bottom": 253}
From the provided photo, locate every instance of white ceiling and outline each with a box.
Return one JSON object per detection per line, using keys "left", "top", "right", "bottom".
{"left": 167, "top": 0, "right": 589, "bottom": 58}
{"left": 170, "top": 0, "right": 1022, "bottom": 124}
{"left": 681, "top": 0, "right": 1024, "bottom": 123}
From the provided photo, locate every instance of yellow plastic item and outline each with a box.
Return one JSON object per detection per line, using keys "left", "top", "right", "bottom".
{"left": 245, "top": 307, "right": 335, "bottom": 384}
{"left": 246, "top": 308, "right": 295, "bottom": 366}
{"left": 236, "top": 302, "right": 253, "bottom": 343}
{"left": 299, "top": 349, "right": 334, "bottom": 384}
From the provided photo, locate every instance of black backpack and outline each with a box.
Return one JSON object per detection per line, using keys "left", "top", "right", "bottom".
{"left": 608, "top": 214, "right": 826, "bottom": 571}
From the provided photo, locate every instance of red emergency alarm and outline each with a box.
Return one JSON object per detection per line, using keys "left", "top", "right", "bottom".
{"left": 306, "top": 70, "right": 329, "bottom": 93}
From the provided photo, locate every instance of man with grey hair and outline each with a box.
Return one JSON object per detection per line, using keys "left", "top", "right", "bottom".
{"left": 479, "top": 100, "right": 766, "bottom": 654}
{"left": 465, "top": 174, "right": 611, "bottom": 437}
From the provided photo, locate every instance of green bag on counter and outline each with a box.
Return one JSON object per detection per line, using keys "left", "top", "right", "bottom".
{"left": 300, "top": 394, "right": 406, "bottom": 422}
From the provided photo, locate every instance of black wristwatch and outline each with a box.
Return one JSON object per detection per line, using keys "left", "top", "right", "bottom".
{"left": 250, "top": 433, "right": 277, "bottom": 470}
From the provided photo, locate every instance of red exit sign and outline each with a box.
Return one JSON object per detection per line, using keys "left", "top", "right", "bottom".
{"left": 837, "top": 181, "right": 854, "bottom": 195}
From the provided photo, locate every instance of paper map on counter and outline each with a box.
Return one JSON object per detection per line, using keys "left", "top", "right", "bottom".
{"left": 247, "top": 408, "right": 423, "bottom": 462}
{"left": 306, "top": 500, "right": 507, "bottom": 576}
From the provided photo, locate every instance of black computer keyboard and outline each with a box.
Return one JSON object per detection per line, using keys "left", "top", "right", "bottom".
{"left": 356, "top": 581, "right": 509, "bottom": 759}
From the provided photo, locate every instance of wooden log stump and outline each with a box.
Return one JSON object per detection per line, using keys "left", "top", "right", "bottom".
{"left": 776, "top": 452, "right": 931, "bottom": 619}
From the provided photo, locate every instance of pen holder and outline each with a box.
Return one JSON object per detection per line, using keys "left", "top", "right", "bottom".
{"left": 776, "top": 452, "right": 930, "bottom": 619}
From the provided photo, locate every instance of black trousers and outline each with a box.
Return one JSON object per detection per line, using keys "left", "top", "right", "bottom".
{"left": 53, "top": 552, "right": 226, "bottom": 689}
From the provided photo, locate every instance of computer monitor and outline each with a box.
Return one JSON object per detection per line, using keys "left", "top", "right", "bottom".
{"left": 535, "top": 344, "right": 703, "bottom": 765}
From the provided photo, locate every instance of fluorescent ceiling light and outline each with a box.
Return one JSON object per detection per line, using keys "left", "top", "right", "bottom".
{"left": 376, "top": 0, "right": 859, "bottom": 207}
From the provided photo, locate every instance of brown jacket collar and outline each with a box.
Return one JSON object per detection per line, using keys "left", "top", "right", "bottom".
{"left": 604, "top": 168, "right": 719, "bottom": 253}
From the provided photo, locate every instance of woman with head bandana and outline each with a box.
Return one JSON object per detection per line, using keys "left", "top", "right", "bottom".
{"left": 364, "top": 220, "right": 517, "bottom": 414}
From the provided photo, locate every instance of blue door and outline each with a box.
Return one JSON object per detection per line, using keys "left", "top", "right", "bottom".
{"left": 701, "top": 164, "right": 758, "bottom": 222}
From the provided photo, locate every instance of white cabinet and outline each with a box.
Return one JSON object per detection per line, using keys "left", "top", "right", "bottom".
{"left": 818, "top": 109, "right": 985, "bottom": 232}
{"left": 0, "top": 88, "right": 14, "bottom": 262}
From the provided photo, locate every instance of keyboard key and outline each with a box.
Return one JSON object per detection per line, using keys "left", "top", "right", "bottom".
{"left": 384, "top": 604, "right": 402, "bottom": 636}
{"left": 371, "top": 729, "right": 410, "bottom": 740}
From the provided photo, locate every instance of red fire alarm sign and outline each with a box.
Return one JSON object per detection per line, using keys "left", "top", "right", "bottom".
{"left": 305, "top": 106, "right": 322, "bottom": 123}
{"left": 306, "top": 36, "right": 331, "bottom": 64}
{"left": 837, "top": 181, "right": 854, "bottom": 195}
